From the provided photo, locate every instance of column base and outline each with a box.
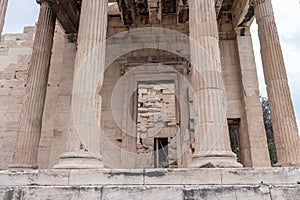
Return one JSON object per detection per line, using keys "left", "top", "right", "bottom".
{"left": 8, "top": 163, "right": 38, "bottom": 170}
{"left": 275, "top": 161, "right": 300, "bottom": 167}
{"left": 54, "top": 152, "right": 104, "bottom": 169}
{"left": 188, "top": 151, "right": 243, "bottom": 168}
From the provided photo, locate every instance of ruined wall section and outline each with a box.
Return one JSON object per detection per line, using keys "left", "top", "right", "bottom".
{"left": 136, "top": 83, "right": 178, "bottom": 168}
{"left": 0, "top": 25, "right": 75, "bottom": 169}
{"left": 0, "top": 27, "right": 35, "bottom": 169}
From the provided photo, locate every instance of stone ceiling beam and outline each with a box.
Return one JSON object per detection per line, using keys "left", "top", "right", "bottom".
{"left": 54, "top": 0, "right": 80, "bottom": 33}
{"left": 232, "top": 0, "right": 254, "bottom": 27}
{"left": 117, "top": 0, "right": 135, "bottom": 25}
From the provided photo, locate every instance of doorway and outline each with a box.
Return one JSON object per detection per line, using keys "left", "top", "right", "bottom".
{"left": 136, "top": 81, "right": 178, "bottom": 168}
{"left": 154, "top": 138, "right": 169, "bottom": 168}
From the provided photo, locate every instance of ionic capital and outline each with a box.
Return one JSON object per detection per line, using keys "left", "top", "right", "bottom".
{"left": 250, "top": 0, "right": 266, "bottom": 6}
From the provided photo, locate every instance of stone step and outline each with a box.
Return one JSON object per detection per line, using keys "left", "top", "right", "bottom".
{"left": 0, "top": 184, "right": 299, "bottom": 200}
{"left": 0, "top": 168, "right": 299, "bottom": 186}
{"left": 0, "top": 168, "right": 299, "bottom": 199}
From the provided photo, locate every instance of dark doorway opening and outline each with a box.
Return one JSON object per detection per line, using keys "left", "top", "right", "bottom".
{"left": 154, "top": 138, "right": 169, "bottom": 168}
{"left": 228, "top": 119, "right": 241, "bottom": 163}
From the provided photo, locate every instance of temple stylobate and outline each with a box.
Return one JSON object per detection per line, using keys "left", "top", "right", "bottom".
{"left": 0, "top": 0, "right": 299, "bottom": 171}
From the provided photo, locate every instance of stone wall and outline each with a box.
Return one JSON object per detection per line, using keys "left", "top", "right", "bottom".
{"left": 99, "top": 62, "right": 122, "bottom": 168}
{"left": 0, "top": 27, "right": 35, "bottom": 169}
{"left": 0, "top": 25, "right": 76, "bottom": 169}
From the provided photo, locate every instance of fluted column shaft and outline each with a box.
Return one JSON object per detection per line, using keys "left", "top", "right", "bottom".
{"left": 188, "top": 0, "right": 241, "bottom": 167}
{"left": 10, "top": 1, "right": 56, "bottom": 169}
{"left": 54, "top": 0, "right": 107, "bottom": 169}
{"left": 0, "top": 0, "right": 8, "bottom": 36}
{"left": 254, "top": 0, "right": 300, "bottom": 166}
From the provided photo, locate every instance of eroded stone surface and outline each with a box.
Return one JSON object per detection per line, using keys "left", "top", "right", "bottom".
{"left": 0, "top": 168, "right": 298, "bottom": 199}
{"left": 0, "top": 185, "right": 300, "bottom": 200}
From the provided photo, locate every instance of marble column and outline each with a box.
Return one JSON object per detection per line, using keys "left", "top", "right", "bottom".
{"left": 54, "top": 0, "right": 107, "bottom": 169}
{"left": 188, "top": 0, "right": 242, "bottom": 167}
{"left": 235, "top": 27, "right": 271, "bottom": 167}
{"left": 10, "top": 0, "right": 56, "bottom": 169}
{"left": 0, "top": 0, "right": 8, "bottom": 36}
{"left": 254, "top": 0, "right": 300, "bottom": 166}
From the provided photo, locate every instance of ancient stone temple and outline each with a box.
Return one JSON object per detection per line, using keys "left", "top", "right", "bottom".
{"left": 0, "top": 0, "right": 299, "bottom": 199}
